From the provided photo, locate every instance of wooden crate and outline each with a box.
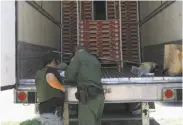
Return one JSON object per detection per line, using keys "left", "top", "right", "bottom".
{"left": 164, "top": 44, "right": 182, "bottom": 76}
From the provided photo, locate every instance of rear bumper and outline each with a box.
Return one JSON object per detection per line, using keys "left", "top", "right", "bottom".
{"left": 14, "top": 82, "right": 182, "bottom": 104}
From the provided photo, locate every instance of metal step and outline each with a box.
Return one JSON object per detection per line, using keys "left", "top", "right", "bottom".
{"left": 69, "top": 117, "right": 157, "bottom": 125}
{"left": 69, "top": 113, "right": 154, "bottom": 121}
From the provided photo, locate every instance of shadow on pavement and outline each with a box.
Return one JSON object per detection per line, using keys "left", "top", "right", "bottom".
{"left": 69, "top": 119, "right": 161, "bottom": 125}
{"left": 158, "top": 102, "right": 182, "bottom": 107}
{"left": 151, "top": 118, "right": 161, "bottom": 125}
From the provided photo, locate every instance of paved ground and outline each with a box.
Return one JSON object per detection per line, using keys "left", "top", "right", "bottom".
{"left": 0, "top": 89, "right": 183, "bottom": 125}
{"left": 150, "top": 102, "right": 183, "bottom": 125}
{"left": 0, "top": 90, "right": 38, "bottom": 123}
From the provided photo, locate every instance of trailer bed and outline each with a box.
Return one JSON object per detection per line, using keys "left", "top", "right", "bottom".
{"left": 16, "top": 66, "right": 182, "bottom": 103}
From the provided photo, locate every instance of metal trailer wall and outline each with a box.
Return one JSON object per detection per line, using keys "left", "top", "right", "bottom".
{"left": 139, "top": 1, "right": 182, "bottom": 65}
{"left": 17, "top": 1, "right": 61, "bottom": 79}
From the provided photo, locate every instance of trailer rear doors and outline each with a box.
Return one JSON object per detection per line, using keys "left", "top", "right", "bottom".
{"left": 1, "top": 1, "right": 17, "bottom": 91}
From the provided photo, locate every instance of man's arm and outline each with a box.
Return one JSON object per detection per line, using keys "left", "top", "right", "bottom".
{"left": 65, "top": 55, "right": 80, "bottom": 82}
{"left": 46, "top": 73, "right": 65, "bottom": 92}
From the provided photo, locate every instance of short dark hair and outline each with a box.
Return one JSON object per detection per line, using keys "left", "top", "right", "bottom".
{"left": 75, "top": 44, "right": 85, "bottom": 50}
{"left": 75, "top": 44, "right": 88, "bottom": 52}
{"left": 43, "top": 52, "right": 58, "bottom": 66}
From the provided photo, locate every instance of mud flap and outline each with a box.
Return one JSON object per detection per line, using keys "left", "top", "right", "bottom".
{"left": 35, "top": 103, "right": 39, "bottom": 114}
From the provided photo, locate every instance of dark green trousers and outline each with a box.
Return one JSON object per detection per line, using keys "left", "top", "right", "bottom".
{"left": 78, "top": 94, "right": 104, "bottom": 125}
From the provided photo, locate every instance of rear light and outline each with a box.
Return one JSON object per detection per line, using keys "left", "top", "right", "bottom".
{"left": 163, "top": 88, "right": 175, "bottom": 101}
{"left": 15, "top": 90, "right": 37, "bottom": 103}
{"left": 17, "top": 92, "right": 27, "bottom": 102}
{"left": 164, "top": 89, "right": 174, "bottom": 98}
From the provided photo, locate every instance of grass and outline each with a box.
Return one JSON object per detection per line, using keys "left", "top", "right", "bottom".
{"left": 1, "top": 119, "right": 41, "bottom": 125}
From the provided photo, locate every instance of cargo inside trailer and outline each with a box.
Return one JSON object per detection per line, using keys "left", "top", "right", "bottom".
{"left": 16, "top": 1, "right": 182, "bottom": 80}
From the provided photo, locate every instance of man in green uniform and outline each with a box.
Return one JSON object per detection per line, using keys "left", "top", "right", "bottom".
{"left": 65, "top": 45, "right": 104, "bottom": 125}
{"left": 35, "top": 52, "right": 65, "bottom": 125}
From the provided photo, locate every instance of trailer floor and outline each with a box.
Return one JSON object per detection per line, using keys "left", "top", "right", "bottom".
{"left": 101, "top": 64, "right": 136, "bottom": 78}
{"left": 101, "top": 64, "right": 166, "bottom": 78}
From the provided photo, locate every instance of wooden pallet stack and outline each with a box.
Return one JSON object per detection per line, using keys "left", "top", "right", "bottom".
{"left": 79, "top": 20, "right": 98, "bottom": 55}
{"left": 79, "top": 20, "right": 121, "bottom": 63}
{"left": 80, "top": 1, "right": 92, "bottom": 20}
{"left": 62, "top": 1, "right": 77, "bottom": 62}
{"left": 107, "top": 1, "right": 116, "bottom": 19}
{"left": 61, "top": 1, "right": 140, "bottom": 64}
{"left": 121, "top": 1, "right": 139, "bottom": 63}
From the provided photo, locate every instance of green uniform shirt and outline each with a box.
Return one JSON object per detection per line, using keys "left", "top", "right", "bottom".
{"left": 65, "top": 51, "right": 102, "bottom": 89}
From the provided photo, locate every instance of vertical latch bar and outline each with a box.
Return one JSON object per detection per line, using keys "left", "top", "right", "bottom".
{"left": 63, "top": 102, "right": 69, "bottom": 125}
{"left": 141, "top": 102, "right": 150, "bottom": 125}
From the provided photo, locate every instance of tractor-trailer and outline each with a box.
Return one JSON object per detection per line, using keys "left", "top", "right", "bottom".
{"left": 1, "top": 1, "right": 182, "bottom": 125}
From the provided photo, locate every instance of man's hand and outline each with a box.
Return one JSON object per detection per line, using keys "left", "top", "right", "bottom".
{"left": 60, "top": 71, "right": 65, "bottom": 77}
{"left": 46, "top": 73, "right": 65, "bottom": 92}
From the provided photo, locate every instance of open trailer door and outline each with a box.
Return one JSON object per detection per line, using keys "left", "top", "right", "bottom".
{"left": 0, "top": 1, "right": 16, "bottom": 91}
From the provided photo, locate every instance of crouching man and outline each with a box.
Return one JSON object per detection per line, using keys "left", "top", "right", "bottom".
{"left": 35, "top": 52, "right": 65, "bottom": 125}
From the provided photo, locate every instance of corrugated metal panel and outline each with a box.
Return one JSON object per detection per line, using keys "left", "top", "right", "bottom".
{"left": 121, "top": 1, "right": 140, "bottom": 63}
{"left": 79, "top": 20, "right": 121, "bottom": 64}
{"left": 62, "top": 1, "right": 77, "bottom": 62}
{"left": 17, "top": 42, "right": 57, "bottom": 79}
{"left": 80, "top": 1, "right": 92, "bottom": 20}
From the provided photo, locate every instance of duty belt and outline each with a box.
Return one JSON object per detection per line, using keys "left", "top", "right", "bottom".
{"left": 77, "top": 85, "right": 103, "bottom": 103}
{"left": 78, "top": 86, "right": 103, "bottom": 94}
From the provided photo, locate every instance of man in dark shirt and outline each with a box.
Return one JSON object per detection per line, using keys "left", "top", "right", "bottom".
{"left": 35, "top": 52, "right": 65, "bottom": 125}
